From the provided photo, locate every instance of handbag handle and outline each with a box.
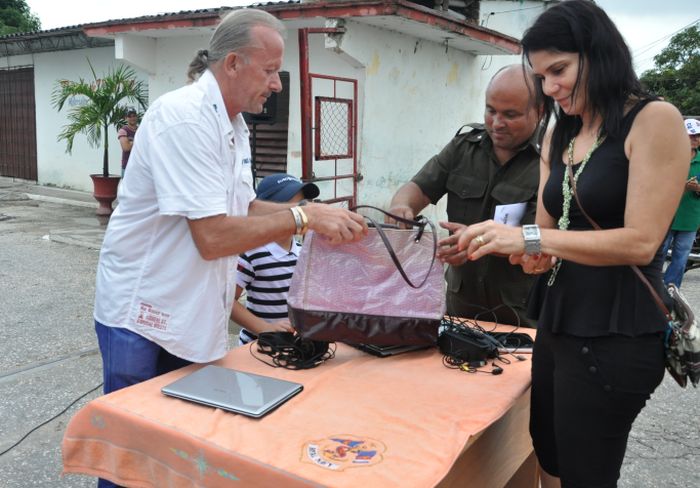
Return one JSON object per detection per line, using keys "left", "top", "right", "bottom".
{"left": 565, "top": 163, "right": 674, "bottom": 323}
{"left": 351, "top": 205, "right": 438, "bottom": 289}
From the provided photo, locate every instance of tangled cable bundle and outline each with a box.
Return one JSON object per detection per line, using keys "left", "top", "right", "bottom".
{"left": 251, "top": 332, "right": 335, "bottom": 370}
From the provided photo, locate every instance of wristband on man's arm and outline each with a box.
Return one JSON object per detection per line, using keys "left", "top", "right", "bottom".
{"left": 289, "top": 206, "right": 309, "bottom": 235}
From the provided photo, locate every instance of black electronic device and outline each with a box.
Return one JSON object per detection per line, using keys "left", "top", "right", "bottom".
{"left": 351, "top": 343, "right": 431, "bottom": 358}
{"left": 484, "top": 332, "right": 534, "bottom": 353}
{"left": 437, "top": 326, "right": 498, "bottom": 364}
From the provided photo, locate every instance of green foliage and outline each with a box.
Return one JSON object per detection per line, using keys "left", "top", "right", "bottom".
{"left": 0, "top": 0, "right": 41, "bottom": 35}
{"left": 53, "top": 60, "right": 148, "bottom": 177}
{"left": 640, "top": 24, "right": 700, "bottom": 115}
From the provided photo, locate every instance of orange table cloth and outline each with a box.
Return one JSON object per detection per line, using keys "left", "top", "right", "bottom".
{"left": 63, "top": 336, "right": 535, "bottom": 487}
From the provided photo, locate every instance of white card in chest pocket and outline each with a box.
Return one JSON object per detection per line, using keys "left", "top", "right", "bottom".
{"left": 494, "top": 202, "right": 527, "bottom": 226}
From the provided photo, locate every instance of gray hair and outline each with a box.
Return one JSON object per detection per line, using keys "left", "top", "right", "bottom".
{"left": 187, "top": 9, "right": 285, "bottom": 82}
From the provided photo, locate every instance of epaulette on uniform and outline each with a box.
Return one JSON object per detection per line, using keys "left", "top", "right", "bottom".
{"left": 454, "top": 123, "right": 486, "bottom": 143}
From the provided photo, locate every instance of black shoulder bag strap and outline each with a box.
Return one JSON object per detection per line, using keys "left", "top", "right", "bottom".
{"left": 565, "top": 163, "right": 674, "bottom": 323}
{"left": 351, "top": 205, "right": 438, "bottom": 289}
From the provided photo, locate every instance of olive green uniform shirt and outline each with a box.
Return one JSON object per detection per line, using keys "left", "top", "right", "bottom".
{"left": 412, "top": 124, "right": 540, "bottom": 326}
{"left": 671, "top": 152, "right": 700, "bottom": 231}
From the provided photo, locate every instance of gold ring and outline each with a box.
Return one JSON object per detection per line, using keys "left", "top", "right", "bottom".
{"left": 534, "top": 267, "right": 544, "bottom": 272}
{"left": 475, "top": 235, "right": 485, "bottom": 246}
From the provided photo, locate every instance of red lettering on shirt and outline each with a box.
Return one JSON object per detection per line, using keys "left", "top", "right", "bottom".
{"left": 135, "top": 302, "right": 170, "bottom": 331}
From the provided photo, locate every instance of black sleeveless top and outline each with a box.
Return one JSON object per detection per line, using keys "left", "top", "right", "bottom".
{"left": 527, "top": 100, "right": 668, "bottom": 337}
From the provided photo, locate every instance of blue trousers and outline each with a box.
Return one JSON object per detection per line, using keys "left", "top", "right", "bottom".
{"left": 661, "top": 230, "right": 696, "bottom": 287}
{"left": 94, "top": 321, "right": 191, "bottom": 488}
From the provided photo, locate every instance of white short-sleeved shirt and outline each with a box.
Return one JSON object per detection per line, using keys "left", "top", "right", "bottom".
{"left": 94, "top": 70, "right": 256, "bottom": 362}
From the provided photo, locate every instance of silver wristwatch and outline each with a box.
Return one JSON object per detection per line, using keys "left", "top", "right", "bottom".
{"left": 522, "top": 224, "right": 541, "bottom": 255}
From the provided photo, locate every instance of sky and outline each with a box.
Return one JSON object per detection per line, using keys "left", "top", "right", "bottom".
{"left": 25, "top": 0, "right": 695, "bottom": 74}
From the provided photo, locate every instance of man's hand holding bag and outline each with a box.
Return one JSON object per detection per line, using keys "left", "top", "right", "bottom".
{"left": 288, "top": 206, "right": 446, "bottom": 346}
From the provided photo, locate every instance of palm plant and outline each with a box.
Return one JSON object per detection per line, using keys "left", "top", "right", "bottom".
{"left": 53, "top": 61, "right": 148, "bottom": 177}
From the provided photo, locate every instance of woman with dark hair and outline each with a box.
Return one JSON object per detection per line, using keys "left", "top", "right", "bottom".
{"left": 448, "top": 1, "right": 689, "bottom": 486}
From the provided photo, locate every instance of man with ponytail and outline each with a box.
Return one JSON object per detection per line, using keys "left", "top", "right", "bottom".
{"left": 93, "top": 17, "right": 366, "bottom": 486}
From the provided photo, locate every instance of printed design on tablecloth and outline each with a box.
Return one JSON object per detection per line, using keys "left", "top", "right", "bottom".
{"left": 302, "top": 435, "right": 386, "bottom": 471}
{"left": 170, "top": 448, "right": 239, "bottom": 481}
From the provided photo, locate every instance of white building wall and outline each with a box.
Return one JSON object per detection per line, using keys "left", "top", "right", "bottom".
{"left": 282, "top": 29, "right": 365, "bottom": 202}
{"left": 141, "top": 28, "right": 362, "bottom": 203}
{"left": 29, "top": 46, "right": 148, "bottom": 191}
{"left": 1, "top": 53, "right": 33, "bottom": 68}
{"left": 478, "top": 0, "right": 547, "bottom": 39}
{"left": 139, "top": 18, "right": 541, "bottom": 221}
{"left": 5, "top": 6, "right": 546, "bottom": 197}
{"left": 320, "top": 20, "right": 530, "bottom": 222}
{"left": 149, "top": 33, "right": 212, "bottom": 99}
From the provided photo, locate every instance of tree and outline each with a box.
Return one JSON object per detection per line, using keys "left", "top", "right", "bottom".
{"left": 640, "top": 24, "right": 700, "bottom": 115}
{"left": 0, "top": 0, "right": 41, "bottom": 35}
{"left": 53, "top": 61, "right": 148, "bottom": 177}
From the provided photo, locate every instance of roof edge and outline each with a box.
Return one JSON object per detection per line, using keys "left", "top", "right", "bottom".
{"left": 82, "top": 8, "right": 230, "bottom": 36}
{"left": 82, "top": 1, "right": 519, "bottom": 54}
{"left": 0, "top": 1, "right": 520, "bottom": 56}
{"left": 264, "top": 0, "right": 520, "bottom": 54}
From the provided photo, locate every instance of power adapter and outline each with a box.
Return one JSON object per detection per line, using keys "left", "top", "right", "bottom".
{"left": 438, "top": 327, "right": 499, "bottom": 364}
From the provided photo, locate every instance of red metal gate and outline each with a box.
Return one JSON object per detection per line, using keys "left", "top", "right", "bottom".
{"left": 0, "top": 67, "right": 37, "bottom": 180}
{"left": 299, "top": 28, "right": 358, "bottom": 208}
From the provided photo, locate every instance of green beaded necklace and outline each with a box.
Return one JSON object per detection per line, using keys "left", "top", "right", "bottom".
{"left": 547, "top": 133, "right": 603, "bottom": 286}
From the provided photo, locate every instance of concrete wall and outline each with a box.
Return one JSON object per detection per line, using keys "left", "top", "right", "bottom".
{"left": 2, "top": 4, "right": 547, "bottom": 201}
{"left": 1, "top": 46, "right": 149, "bottom": 191}
{"left": 133, "top": 29, "right": 362, "bottom": 204}
{"left": 479, "top": 0, "right": 547, "bottom": 39}
{"left": 282, "top": 27, "right": 364, "bottom": 203}
{"left": 123, "top": 20, "right": 508, "bottom": 220}
{"left": 146, "top": 33, "right": 212, "bottom": 98}
{"left": 320, "top": 19, "right": 528, "bottom": 221}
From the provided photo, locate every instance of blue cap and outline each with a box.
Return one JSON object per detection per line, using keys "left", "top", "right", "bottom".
{"left": 255, "top": 173, "right": 320, "bottom": 202}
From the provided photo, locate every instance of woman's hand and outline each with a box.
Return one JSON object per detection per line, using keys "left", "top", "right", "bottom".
{"left": 449, "top": 219, "right": 558, "bottom": 273}
{"left": 510, "top": 252, "right": 557, "bottom": 275}
{"left": 455, "top": 220, "right": 526, "bottom": 260}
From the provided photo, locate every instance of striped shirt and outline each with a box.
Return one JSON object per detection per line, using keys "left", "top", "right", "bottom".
{"left": 236, "top": 240, "right": 301, "bottom": 344}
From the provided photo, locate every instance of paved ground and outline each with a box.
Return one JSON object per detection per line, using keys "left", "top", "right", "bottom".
{"left": 0, "top": 176, "right": 698, "bottom": 487}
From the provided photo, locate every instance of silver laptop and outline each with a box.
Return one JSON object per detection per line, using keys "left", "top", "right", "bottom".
{"left": 161, "top": 365, "right": 303, "bottom": 418}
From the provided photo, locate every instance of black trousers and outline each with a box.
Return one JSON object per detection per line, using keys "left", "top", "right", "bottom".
{"left": 530, "top": 327, "right": 665, "bottom": 488}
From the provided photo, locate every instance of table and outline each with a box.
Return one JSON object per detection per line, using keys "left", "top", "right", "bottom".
{"left": 63, "top": 335, "right": 537, "bottom": 487}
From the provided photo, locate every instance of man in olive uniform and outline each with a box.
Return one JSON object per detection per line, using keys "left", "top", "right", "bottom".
{"left": 389, "top": 65, "right": 542, "bottom": 326}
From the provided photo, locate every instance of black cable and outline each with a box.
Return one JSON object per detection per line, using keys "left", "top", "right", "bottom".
{"left": 249, "top": 332, "right": 335, "bottom": 370}
{"left": 473, "top": 302, "right": 523, "bottom": 331}
{"left": 442, "top": 354, "right": 504, "bottom": 375}
{"left": 0, "top": 382, "right": 103, "bottom": 457}
{"left": 440, "top": 303, "right": 534, "bottom": 374}
{"left": 447, "top": 303, "right": 531, "bottom": 362}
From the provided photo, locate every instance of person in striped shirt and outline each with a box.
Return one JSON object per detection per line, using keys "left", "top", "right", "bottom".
{"left": 231, "top": 173, "right": 320, "bottom": 345}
